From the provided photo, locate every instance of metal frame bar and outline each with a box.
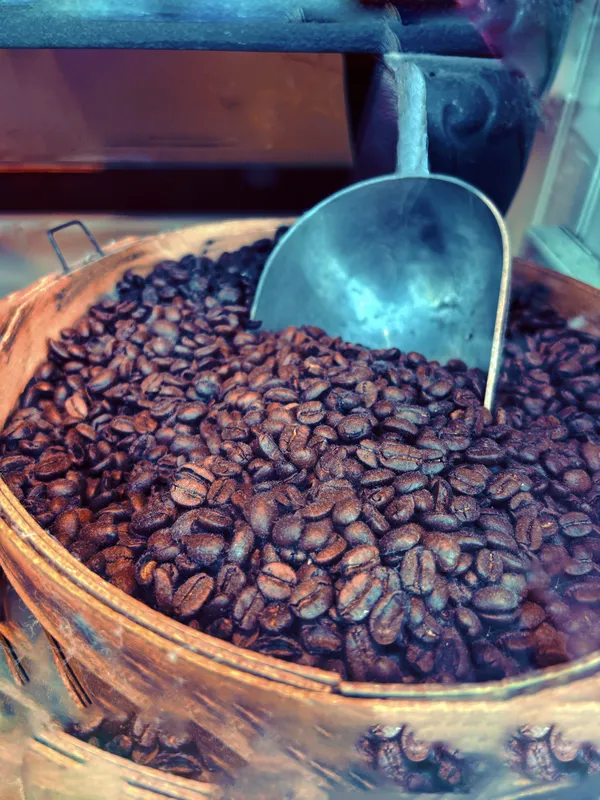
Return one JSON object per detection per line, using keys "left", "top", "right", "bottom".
{"left": 0, "top": 12, "right": 488, "bottom": 55}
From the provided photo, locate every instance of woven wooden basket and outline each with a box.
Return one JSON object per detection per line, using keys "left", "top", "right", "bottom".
{"left": 0, "top": 567, "right": 225, "bottom": 800}
{"left": 0, "top": 219, "right": 599, "bottom": 799}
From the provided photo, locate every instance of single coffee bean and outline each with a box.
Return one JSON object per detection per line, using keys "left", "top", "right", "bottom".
{"left": 216, "top": 564, "right": 246, "bottom": 598}
{"left": 455, "top": 607, "right": 482, "bottom": 639}
{"left": 384, "top": 495, "right": 415, "bottom": 526}
{"left": 472, "top": 586, "right": 518, "bottom": 613}
{"left": 369, "top": 591, "right": 407, "bottom": 645}
{"left": 301, "top": 496, "right": 335, "bottom": 521}
{"left": 344, "top": 624, "right": 378, "bottom": 681}
{"left": 227, "top": 524, "right": 254, "bottom": 565}
{"left": 378, "top": 442, "right": 422, "bottom": 473}
{"left": 344, "top": 521, "right": 377, "bottom": 548}
{"left": 247, "top": 494, "right": 277, "bottom": 538}
{"left": 401, "top": 547, "right": 436, "bottom": 596}
{"left": 337, "top": 572, "right": 383, "bottom": 623}
{"left": 337, "top": 415, "right": 372, "bottom": 442}
{"left": 332, "top": 495, "right": 361, "bottom": 526}
{"left": 487, "top": 471, "right": 521, "bottom": 502}
{"left": 339, "top": 545, "right": 380, "bottom": 577}
{"left": 299, "top": 519, "right": 333, "bottom": 551}
{"left": 450, "top": 495, "right": 480, "bottom": 523}
{"left": 301, "top": 621, "right": 343, "bottom": 655}
{"left": 361, "top": 503, "right": 390, "bottom": 536}
{"left": 233, "top": 586, "right": 266, "bottom": 632}
{"left": 192, "top": 508, "right": 233, "bottom": 533}
{"left": 169, "top": 472, "right": 208, "bottom": 508}
{"left": 290, "top": 577, "right": 333, "bottom": 620}
{"left": 379, "top": 525, "right": 422, "bottom": 565}
{"left": 449, "top": 466, "right": 488, "bottom": 496}
{"left": 296, "top": 401, "right": 326, "bottom": 426}
{"left": 173, "top": 574, "right": 214, "bottom": 620}
{"left": 424, "top": 533, "right": 460, "bottom": 573}
{"left": 257, "top": 562, "right": 297, "bottom": 601}
{"left": 34, "top": 452, "right": 71, "bottom": 480}
{"left": 559, "top": 512, "right": 593, "bottom": 538}
{"left": 474, "top": 549, "right": 503, "bottom": 583}
{"left": 185, "top": 533, "right": 225, "bottom": 567}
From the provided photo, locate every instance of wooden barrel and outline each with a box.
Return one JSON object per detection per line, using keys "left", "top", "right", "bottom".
{"left": 0, "top": 569, "right": 224, "bottom": 800}
{"left": 0, "top": 219, "right": 599, "bottom": 799}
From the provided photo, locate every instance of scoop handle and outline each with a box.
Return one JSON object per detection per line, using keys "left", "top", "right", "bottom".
{"left": 382, "top": 55, "right": 430, "bottom": 179}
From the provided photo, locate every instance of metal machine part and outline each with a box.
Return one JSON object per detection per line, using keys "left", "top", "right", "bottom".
{"left": 0, "top": 1, "right": 575, "bottom": 216}
{"left": 346, "top": 54, "right": 538, "bottom": 214}
{"left": 0, "top": 1, "right": 573, "bottom": 93}
{"left": 252, "top": 59, "right": 511, "bottom": 408}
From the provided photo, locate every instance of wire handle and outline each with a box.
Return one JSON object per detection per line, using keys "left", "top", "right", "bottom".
{"left": 47, "top": 220, "right": 105, "bottom": 274}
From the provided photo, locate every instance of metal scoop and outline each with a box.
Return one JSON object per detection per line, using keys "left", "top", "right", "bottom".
{"left": 251, "top": 56, "right": 511, "bottom": 410}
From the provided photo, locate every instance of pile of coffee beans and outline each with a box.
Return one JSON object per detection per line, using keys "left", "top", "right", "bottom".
{"left": 358, "top": 724, "right": 471, "bottom": 792}
{"left": 1, "top": 230, "right": 599, "bottom": 685}
{"left": 68, "top": 711, "right": 218, "bottom": 781}
{"left": 507, "top": 725, "right": 600, "bottom": 784}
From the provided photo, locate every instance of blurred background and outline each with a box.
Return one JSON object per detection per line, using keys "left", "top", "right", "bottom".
{"left": 0, "top": 0, "right": 596, "bottom": 294}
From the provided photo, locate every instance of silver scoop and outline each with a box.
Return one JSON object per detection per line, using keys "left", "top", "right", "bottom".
{"left": 251, "top": 56, "right": 511, "bottom": 410}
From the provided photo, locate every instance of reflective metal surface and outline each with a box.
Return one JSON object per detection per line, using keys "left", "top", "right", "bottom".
{"left": 252, "top": 58, "right": 511, "bottom": 409}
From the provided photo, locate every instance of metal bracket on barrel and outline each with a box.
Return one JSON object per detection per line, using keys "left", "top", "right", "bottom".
{"left": 47, "top": 220, "right": 105, "bottom": 275}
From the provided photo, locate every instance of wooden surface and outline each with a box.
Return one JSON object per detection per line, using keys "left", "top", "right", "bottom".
{"left": 0, "top": 572, "right": 224, "bottom": 800}
{"left": 0, "top": 51, "right": 350, "bottom": 166}
{"left": 0, "top": 219, "right": 599, "bottom": 799}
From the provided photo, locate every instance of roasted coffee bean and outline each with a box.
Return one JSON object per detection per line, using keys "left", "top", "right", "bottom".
{"left": 272, "top": 515, "right": 303, "bottom": 548}
{"left": 344, "top": 521, "right": 377, "bottom": 548}
{"left": 474, "top": 548, "right": 503, "bottom": 583}
{"left": 192, "top": 508, "right": 233, "bottom": 533}
{"left": 131, "top": 501, "right": 177, "bottom": 537}
{"left": 455, "top": 607, "right": 482, "bottom": 639}
{"left": 216, "top": 563, "right": 246, "bottom": 598}
{"left": 185, "top": 533, "right": 225, "bottom": 567}
{"left": 345, "top": 624, "right": 378, "bottom": 681}
{"left": 394, "top": 473, "right": 428, "bottom": 495}
{"left": 301, "top": 620, "right": 343, "bottom": 655}
{"left": 296, "top": 401, "right": 326, "bottom": 426}
{"left": 337, "top": 414, "right": 372, "bottom": 442}
{"left": 401, "top": 547, "right": 436, "bottom": 596}
{"left": 339, "top": 545, "right": 380, "bottom": 578}
{"left": 247, "top": 494, "right": 277, "bottom": 538}
{"left": 34, "top": 452, "right": 71, "bottom": 480}
{"left": 369, "top": 591, "right": 407, "bottom": 645}
{"left": 260, "top": 602, "right": 294, "bottom": 634}
{"left": 290, "top": 577, "right": 333, "bottom": 620}
{"left": 332, "top": 495, "right": 362, "bottom": 526}
{"left": 226, "top": 524, "right": 254, "bottom": 565}
{"left": 173, "top": 574, "right": 214, "bottom": 620}
{"left": 424, "top": 533, "right": 460, "bottom": 573}
{"left": 472, "top": 586, "right": 518, "bottom": 613}
{"left": 169, "top": 472, "right": 208, "bottom": 508}
{"left": 487, "top": 471, "right": 521, "bottom": 502}
{"left": 450, "top": 495, "right": 480, "bottom": 523}
{"left": 233, "top": 586, "right": 266, "bottom": 632}
{"left": 379, "top": 525, "right": 422, "bottom": 565}
{"left": 378, "top": 442, "right": 422, "bottom": 473}
{"left": 257, "top": 562, "right": 297, "bottom": 601}
{"left": 299, "top": 519, "right": 332, "bottom": 551}
{"left": 449, "top": 466, "right": 488, "bottom": 496}
{"left": 337, "top": 572, "right": 383, "bottom": 623}
{"left": 559, "top": 512, "right": 593, "bottom": 538}
{"left": 564, "top": 581, "right": 600, "bottom": 606}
